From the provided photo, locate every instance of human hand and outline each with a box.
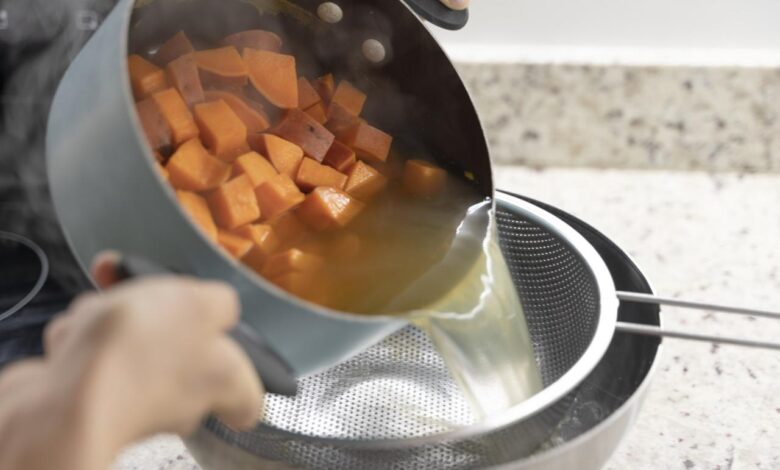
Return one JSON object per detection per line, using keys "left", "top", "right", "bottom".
{"left": 0, "top": 252, "right": 263, "bottom": 470}
{"left": 439, "top": 0, "right": 469, "bottom": 10}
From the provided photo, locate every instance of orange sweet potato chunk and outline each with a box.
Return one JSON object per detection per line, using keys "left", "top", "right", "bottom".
{"left": 261, "top": 248, "right": 323, "bottom": 279}
{"left": 128, "top": 55, "right": 168, "bottom": 100}
{"left": 194, "top": 100, "right": 248, "bottom": 161}
{"left": 204, "top": 90, "right": 270, "bottom": 134}
{"left": 155, "top": 31, "right": 195, "bottom": 66}
{"left": 235, "top": 224, "right": 279, "bottom": 257}
{"left": 194, "top": 46, "right": 248, "bottom": 87}
{"left": 273, "top": 109, "right": 334, "bottom": 162}
{"left": 166, "top": 53, "right": 204, "bottom": 108}
{"left": 152, "top": 88, "right": 199, "bottom": 145}
{"left": 244, "top": 49, "right": 298, "bottom": 109}
{"left": 323, "top": 140, "right": 356, "bottom": 173}
{"left": 222, "top": 29, "right": 282, "bottom": 53}
{"left": 344, "top": 160, "right": 387, "bottom": 202}
{"left": 166, "top": 138, "right": 230, "bottom": 191}
{"left": 176, "top": 190, "right": 217, "bottom": 241}
{"left": 296, "top": 187, "right": 365, "bottom": 231}
{"left": 255, "top": 174, "right": 305, "bottom": 220}
{"left": 342, "top": 121, "right": 392, "bottom": 163}
{"left": 297, "top": 78, "right": 321, "bottom": 110}
{"left": 314, "top": 73, "right": 335, "bottom": 102}
{"left": 331, "top": 80, "right": 366, "bottom": 116}
{"left": 402, "top": 159, "right": 447, "bottom": 198}
{"left": 268, "top": 212, "right": 308, "bottom": 246}
{"left": 254, "top": 134, "right": 303, "bottom": 178}
{"left": 232, "top": 151, "right": 278, "bottom": 187}
{"left": 217, "top": 230, "right": 253, "bottom": 258}
{"left": 304, "top": 102, "right": 327, "bottom": 125}
{"left": 207, "top": 174, "right": 261, "bottom": 229}
{"left": 325, "top": 102, "right": 362, "bottom": 140}
{"left": 135, "top": 98, "right": 172, "bottom": 154}
{"left": 296, "top": 158, "right": 347, "bottom": 192}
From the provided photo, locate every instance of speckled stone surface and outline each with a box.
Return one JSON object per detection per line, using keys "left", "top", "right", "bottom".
{"left": 457, "top": 64, "right": 780, "bottom": 172}
{"left": 114, "top": 167, "right": 780, "bottom": 470}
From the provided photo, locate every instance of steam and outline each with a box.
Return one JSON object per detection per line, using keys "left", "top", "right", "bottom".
{"left": 0, "top": 0, "right": 117, "bottom": 290}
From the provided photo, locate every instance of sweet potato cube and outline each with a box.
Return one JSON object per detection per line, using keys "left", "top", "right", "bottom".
{"left": 323, "top": 140, "right": 356, "bottom": 172}
{"left": 314, "top": 73, "right": 335, "bottom": 102}
{"left": 235, "top": 224, "right": 279, "bottom": 258}
{"left": 176, "top": 190, "right": 217, "bottom": 241}
{"left": 297, "top": 78, "right": 321, "bottom": 110}
{"left": 273, "top": 109, "right": 334, "bottom": 162}
{"left": 232, "top": 151, "right": 278, "bottom": 187}
{"left": 342, "top": 121, "right": 392, "bottom": 163}
{"left": 304, "top": 102, "right": 327, "bottom": 125}
{"left": 194, "top": 100, "right": 248, "bottom": 161}
{"left": 222, "top": 29, "right": 282, "bottom": 53}
{"left": 296, "top": 187, "right": 365, "bottom": 231}
{"left": 254, "top": 134, "right": 303, "bottom": 178}
{"left": 268, "top": 212, "right": 308, "bottom": 246}
{"left": 128, "top": 55, "right": 168, "bottom": 100}
{"left": 255, "top": 174, "right": 305, "bottom": 220}
{"left": 166, "top": 53, "right": 204, "bottom": 108}
{"left": 244, "top": 49, "right": 298, "bottom": 109}
{"left": 269, "top": 271, "right": 328, "bottom": 303}
{"left": 344, "top": 160, "right": 387, "bottom": 202}
{"left": 155, "top": 31, "right": 195, "bottom": 66}
{"left": 152, "top": 88, "right": 199, "bottom": 145}
{"left": 207, "top": 174, "right": 261, "bottom": 229}
{"left": 262, "top": 248, "right": 323, "bottom": 279}
{"left": 325, "top": 102, "right": 362, "bottom": 140}
{"left": 166, "top": 138, "right": 230, "bottom": 191}
{"left": 194, "top": 46, "right": 248, "bottom": 87}
{"left": 217, "top": 230, "right": 253, "bottom": 259}
{"left": 331, "top": 80, "right": 366, "bottom": 116}
{"left": 296, "top": 158, "right": 347, "bottom": 192}
{"left": 135, "top": 98, "right": 172, "bottom": 153}
{"left": 204, "top": 90, "right": 270, "bottom": 134}
{"left": 402, "top": 159, "right": 447, "bottom": 198}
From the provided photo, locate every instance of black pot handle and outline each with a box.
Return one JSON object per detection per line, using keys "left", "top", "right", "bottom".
{"left": 116, "top": 256, "right": 298, "bottom": 397}
{"left": 402, "top": 0, "right": 469, "bottom": 30}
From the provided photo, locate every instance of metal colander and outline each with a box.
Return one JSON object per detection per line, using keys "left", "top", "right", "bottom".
{"left": 202, "top": 192, "right": 619, "bottom": 469}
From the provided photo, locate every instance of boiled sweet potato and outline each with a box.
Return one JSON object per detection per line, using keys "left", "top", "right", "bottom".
{"left": 194, "top": 100, "right": 248, "bottom": 161}
{"left": 323, "top": 140, "right": 356, "bottom": 173}
{"left": 314, "top": 73, "right": 335, "bottom": 102}
{"left": 222, "top": 29, "right": 282, "bottom": 53}
{"left": 255, "top": 174, "right": 305, "bottom": 220}
{"left": 342, "top": 121, "right": 392, "bottom": 163}
{"left": 296, "top": 187, "right": 365, "bottom": 231}
{"left": 204, "top": 90, "right": 270, "bottom": 134}
{"left": 208, "top": 174, "right": 261, "bottom": 229}
{"left": 135, "top": 98, "right": 172, "bottom": 154}
{"left": 297, "top": 78, "right": 321, "bottom": 110}
{"left": 295, "top": 158, "right": 347, "bottom": 192}
{"left": 194, "top": 46, "right": 248, "bottom": 87}
{"left": 268, "top": 212, "right": 308, "bottom": 246}
{"left": 331, "top": 80, "right": 366, "bottom": 116}
{"left": 166, "top": 53, "right": 204, "bottom": 108}
{"left": 344, "top": 160, "right": 387, "bottom": 202}
{"left": 304, "top": 102, "right": 328, "bottom": 125}
{"left": 244, "top": 48, "right": 298, "bottom": 109}
{"left": 217, "top": 230, "right": 254, "bottom": 258}
{"left": 166, "top": 138, "right": 230, "bottom": 191}
{"left": 129, "top": 55, "right": 168, "bottom": 100}
{"left": 253, "top": 134, "right": 303, "bottom": 178}
{"left": 155, "top": 31, "right": 195, "bottom": 66}
{"left": 152, "top": 88, "right": 199, "bottom": 145}
{"left": 232, "top": 151, "right": 278, "bottom": 187}
{"left": 176, "top": 190, "right": 217, "bottom": 241}
{"left": 402, "top": 159, "right": 447, "bottom": 198}
{"left": 325, "top": 102, "right": 362, "bottom": 140}
{"left": 273, "top": 109, "right": 334, "bottom": 162}
{"left": 261, "top": 248, "right": 323, "bottom": 279}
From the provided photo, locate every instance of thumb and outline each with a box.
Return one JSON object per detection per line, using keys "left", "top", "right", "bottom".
{"left": 439, "top": 0, "right": 469, "bottom": 10}
{"left": 90, "top": 250, "right": 122, "bottom": 289}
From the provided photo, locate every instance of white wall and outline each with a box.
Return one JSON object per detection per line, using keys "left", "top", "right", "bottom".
{"left": 429, "top": 0, "right": 779, "bottom": 66}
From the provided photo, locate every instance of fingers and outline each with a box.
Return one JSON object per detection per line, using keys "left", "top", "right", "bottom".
{"left": 187, "top": 281, "right": 241, "bottom": 332}
{"left": 206, "top": 337, "right": 265, "bottom": 431}
{"left": 91, "top": 250, "right": 122, "bottom": 289}
{"left": 439, "top": 0, "right": 469, "bottom": 10}
{"left": 43, "top": 314, "right": 71, "bottom": 354}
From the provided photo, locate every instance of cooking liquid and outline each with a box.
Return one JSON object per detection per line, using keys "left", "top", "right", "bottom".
{"left": 293, "top": 162, "right": 542, "bottom": 418}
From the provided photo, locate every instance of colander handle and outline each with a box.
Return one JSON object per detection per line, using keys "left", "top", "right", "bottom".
{"left": 115, "top": 256, "right": 298, "bottom": 396}
{"left": 402, "top": 0, "right": 469, "bottom": 30}
{"left": 616, "top": 291, "right": 780, "bottom": 350}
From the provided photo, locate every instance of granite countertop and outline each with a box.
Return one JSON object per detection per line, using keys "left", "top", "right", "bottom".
{"left": 114, "top": 167, "right": 780, "bottom": 470}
